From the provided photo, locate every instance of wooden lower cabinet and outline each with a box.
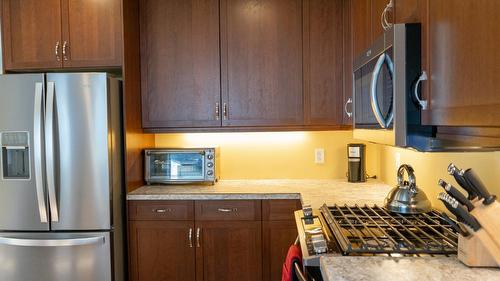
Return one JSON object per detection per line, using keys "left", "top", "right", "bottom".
{"left": 262, "top": 221, "right": 298, "bottom": 281}
{"left": 129, "top": 220, "right": 196, "bottom": 281}
{"left": 196, "top": 221, "right": 262, "bottom": 281}
{"left": 128, "top": 199, "right": 300, "bottom": 281}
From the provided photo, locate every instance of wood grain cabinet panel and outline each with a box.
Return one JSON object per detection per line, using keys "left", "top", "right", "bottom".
{"left": 220, "top": 0, "right": 303, "bottom": 127}
{"left": 129, "top": 220, "right": 196, "bottom": 281}
{"left": 1, "top": 0, "right": 63, "bottom": 70}
{"left": 61, "top": 0, "right": 123, "bottom": 68}
{"left": 371, "top": 0, "right": 389, "bottom": 40}
{"left": 303, "top": 0, "right": 344, "bottom": 126}
{"left": 195, "top": 200, "right": 261, "bottom": 221}
{"left": 423, "top": 0, "right": 500, "bottom": 126}
{"left": 263, "top": 220, "right": 298, "bottom": 281}
{"left": 351, "top": 0, "right": 372, "bottom": 58}
{"left": 140, "top": 0, "right": 222, "bottom": 128}
{"left": 196, "top": 221, "right": 262, "bottom": 281}
{"left": 128, "top": 200, "right": 194, "bottom": 221}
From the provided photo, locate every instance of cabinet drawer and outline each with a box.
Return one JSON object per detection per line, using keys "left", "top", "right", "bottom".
{"left": 195, "top": 200, "right": 261, "bottom": 221}
{"left": 128, "top": 200, "right": 194, "bottom": 221}
{"left": 263, "top": 199, "right": 302, "bottom": 221}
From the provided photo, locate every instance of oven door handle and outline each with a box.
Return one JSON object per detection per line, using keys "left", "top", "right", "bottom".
{"left": 370, "top": 53, "right": 394, "bottom": 129}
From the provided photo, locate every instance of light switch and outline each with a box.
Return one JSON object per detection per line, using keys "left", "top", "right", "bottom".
{"left": 315, "top": 148, "right": 325, "bottom": 164}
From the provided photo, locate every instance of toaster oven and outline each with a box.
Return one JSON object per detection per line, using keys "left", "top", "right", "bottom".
{"left": 145, "top": 148, "right": 218, "bottom": 185}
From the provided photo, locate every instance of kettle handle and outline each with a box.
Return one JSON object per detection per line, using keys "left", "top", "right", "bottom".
{"left": 397, "top": 164, "right": 417, "bottom": 192}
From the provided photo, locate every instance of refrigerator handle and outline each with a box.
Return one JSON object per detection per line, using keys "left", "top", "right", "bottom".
{"left": 33, "top": 82, "right": 48, "bottom": 223}
{"left": 0, "top": 236, "right": 105, "bottom": 247}
{"left": 45, "top": 81, "right": 59, "bottom": 222}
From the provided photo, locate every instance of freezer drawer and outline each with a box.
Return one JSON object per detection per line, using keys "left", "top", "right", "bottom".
{"left": 0, "top": 232, "right": 111, "bottom": 281}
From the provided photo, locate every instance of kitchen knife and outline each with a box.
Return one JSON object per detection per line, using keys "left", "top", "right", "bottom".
{"left": 440, "top": 212, "right": 470, "bottom": 237}
{"left": 462, "top": 168, "right": 497, "bottom": 205}
{"left": 447, "top": 163, "right": 479, "bottom": 200}
{"left": 438, "top": 193, "right": 481, "bottom": 231}
{"left": 438, "top": 179, "right": 475, "bottom": 211}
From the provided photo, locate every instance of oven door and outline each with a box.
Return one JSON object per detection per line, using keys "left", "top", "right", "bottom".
{"left": 146, "top": 150, "right": 206, "bottom": 183}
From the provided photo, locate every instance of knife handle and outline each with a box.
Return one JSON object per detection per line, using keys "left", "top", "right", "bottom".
{"left": 441, "top": 212, "right": 470, "bottom": 237}
{"left": 438, "top": 193, "right": 481, "bottom": 232}
{"left": 438, "top": 179, "right": 475, "bottom": 211}
{"left": 463, "top": 169, "right": 496, "bottom": 205}
{"left": 447, "top": 163, "right": 478, "bottom": 200}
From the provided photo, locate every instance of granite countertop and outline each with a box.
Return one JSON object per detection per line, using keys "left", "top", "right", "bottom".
{"left": 126, "top": 179, "right": 393, "bottom": 208}
{"left": 320, "top": 256, "right": 500, "bottom": 281}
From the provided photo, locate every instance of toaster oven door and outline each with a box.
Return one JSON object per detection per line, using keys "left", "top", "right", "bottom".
{"left": 146, "top": 151, "right": 206, "bottom": 183}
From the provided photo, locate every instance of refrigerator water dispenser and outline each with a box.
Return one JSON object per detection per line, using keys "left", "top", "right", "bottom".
{"left": 1, "top": 132, "right": 30, "bottom": 179}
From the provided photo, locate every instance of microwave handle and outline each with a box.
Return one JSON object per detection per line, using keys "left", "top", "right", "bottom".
{"left": 370, "top": 53, "right": 394, "bottom": 129}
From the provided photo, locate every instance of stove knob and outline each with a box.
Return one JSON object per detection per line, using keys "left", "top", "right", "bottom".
{"left": 311, "top": 234, "right": 328, "bottom": 254}
{"left": 302, "top": 205, "right": 313, "bottom": 219}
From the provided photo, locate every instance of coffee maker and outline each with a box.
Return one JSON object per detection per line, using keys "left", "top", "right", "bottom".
{"left": 347, "top": 143, "right": 366, "bottom": 182}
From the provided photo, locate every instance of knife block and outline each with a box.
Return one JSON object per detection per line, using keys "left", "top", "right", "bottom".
{"left": 458, "top": 234, "right": 500, "bottom": 267}
{"left": 470, "top": 200, "right": 500, "bottom": 249}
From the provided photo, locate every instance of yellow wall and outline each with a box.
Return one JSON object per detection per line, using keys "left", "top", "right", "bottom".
{"left": 378, "top": 146, "right": 500, "bottom": 211}
{"left": 155, "top": 131, "right": 380, "bottom": 180}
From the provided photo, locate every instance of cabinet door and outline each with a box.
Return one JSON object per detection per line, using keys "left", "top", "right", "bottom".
{"left": 196, "top": 221, "right": 262, "bottom": 281}
{"left": 1, "top": 0, "right": 62, "bottom": 70}
{"left": 221, "top": 0, "right": 303, "bottom": 127}
{"left": 129, "top": 220, "right": 196, "bottom": 281}
{"left": 262, "top": 221, "right": 298, "bottom": 281}
{"left": 61, "top": 0, "right": 123, "bottom": 68}
{"left": 371, "top": 0, "right": 389, "bottom": 40}
{"left": 351, "top": 0, "right": 371, "bottom": 58}
{"left": 342, "top": 0, "right": 353, "bottom": 125}
{"left": 303, "top": 0, "right": 343, "bottom": 126}
{"left": 423, "top": 0, "right": 500, "bottom": 126}
{"left": 140, "top": 0, "right": 221, "bottom": 128}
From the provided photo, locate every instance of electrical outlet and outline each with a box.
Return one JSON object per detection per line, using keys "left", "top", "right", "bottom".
{"left": 315, "top": 148, "right": 325, "bottom": 164}
{"left": 395, "top": 152, "right": 401, "bottom": 169}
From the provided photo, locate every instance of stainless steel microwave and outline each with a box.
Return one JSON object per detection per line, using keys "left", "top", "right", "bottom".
{"left": 352, "top": 23, "right": 434, "bottom": 151}
{"left": 145, "top": 148, "right": 218, "bottom": 185}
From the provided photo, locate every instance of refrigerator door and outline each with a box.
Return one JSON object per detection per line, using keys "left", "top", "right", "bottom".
{"left": 0, "top": 232, "right": 112, "bottom": 281}
{"left": 0, "top": 74, "right": 49, "bottom": 231}
{"left": 46, "top": 73, "right": 111, "bottom": 231}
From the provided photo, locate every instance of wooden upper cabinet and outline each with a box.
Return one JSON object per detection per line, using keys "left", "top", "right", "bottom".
{"left": 351, "top": 0, "right": 371, "bottom": 58}
{"left": 221, "top": 0, "right": 303, "bottom": 127}
{"left": 371, "top": 0, "right": 389, "bottom": 40}
{"left": 342, "top": 0, "right": 353, "bottom": 125}
{"left": 423, "top": 0, "right": 500, "bottom": 126}
{"left": 1, "top": 0, "right": 122, "bottom": 71}
{"left": 61, "top": 0, "right": 123, "bottom": 68}
{"left": 140, "top": 0, "right": 222, "bottom": 128}
{"left": 1, "top": 0, "right": 63, "bottom": 70}
{"left": 303, "top": 0, "right": 344, "bottom": 126}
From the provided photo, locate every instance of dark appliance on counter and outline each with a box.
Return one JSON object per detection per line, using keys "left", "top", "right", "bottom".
{"left": 294, "top": 204, "right": 458, "bottom": 280}
{"left": 347, "top": 144, "right": 366, "bottom": 183}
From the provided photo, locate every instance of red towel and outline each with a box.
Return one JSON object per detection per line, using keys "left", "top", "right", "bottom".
{"left": 282, "top": 244, "right": 302, "bottom": 281}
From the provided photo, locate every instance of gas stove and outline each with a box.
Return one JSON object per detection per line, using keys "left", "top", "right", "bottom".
{"left": 295, "top": 204, "right": 459, "bottom": 266}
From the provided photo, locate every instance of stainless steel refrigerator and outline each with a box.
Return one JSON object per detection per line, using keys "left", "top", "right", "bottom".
{"left": 0, "top": 73, "right": 124, "bottom": 281}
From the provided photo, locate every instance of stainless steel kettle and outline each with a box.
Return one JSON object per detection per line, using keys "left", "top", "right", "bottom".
{"left": 384, "top": 164, "right": 432, "bottom": 214}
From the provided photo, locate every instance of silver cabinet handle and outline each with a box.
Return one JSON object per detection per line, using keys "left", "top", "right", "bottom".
{"left": 217, "top": 208, "right": 237, "bottom": 212}
{"left": 0, "top": 236, "right": 104, "bottom": 247}
{"left": 413, "top": 71, "right": 428, "bottom": 110}
{"left": 62, "top": 41, "right": 68, "bottom": 61}
{"left": 381, "top": 0, "right": 393, "bottom": 31}
{"left": 33, "top": 82, "right": 48, "bottom": 223}
{"left": 196, "top": 228, "right": 201, "bottom": 248}
{"left": 188, "top": 228, "right": 193, "bottom": 248}
{"left": 154, "top": 208, "right": 171, "bottom": 213}
{"left": 215, "top": 103, "right": 220, "bottom": 120}
{"left": 344, "top": 98, "right": 353, "bottom": 118}
{"left": 223, "top": 103, "right": 228, "bottom": 120}
{"left": 45, "top": 82, "right": 59, "bottom": 222}
{"left": 370, "top": 53, "right": 394, "bottom": 129}
{"left": 55, "top": 41, "right": 60, "bottom": 61}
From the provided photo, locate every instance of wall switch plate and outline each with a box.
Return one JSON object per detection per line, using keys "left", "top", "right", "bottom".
{"left": 315, "top": 148, "right": 325, "bottom": 164}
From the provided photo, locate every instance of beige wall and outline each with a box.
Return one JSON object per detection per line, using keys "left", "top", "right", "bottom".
{"left": 377, "top": 146, "right": 500, "bottom": 211}
{"left": 155, "top": 131, "right": 380, "bottom": 180}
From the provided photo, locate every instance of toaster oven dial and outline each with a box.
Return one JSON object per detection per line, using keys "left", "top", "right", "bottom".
{"left": 207, "top": 154, "right": 214, "bottom": 160}
{"left": 207, "top": 170, "right": 214, "bottom": 176}
{"left": 207, "top": 162, "right": 214, "bottom": 168}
